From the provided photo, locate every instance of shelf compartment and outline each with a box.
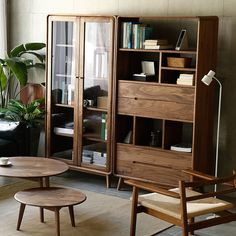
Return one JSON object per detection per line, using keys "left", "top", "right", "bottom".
{"left": 82, "top": 142, "right": 107, "bottom": 167}
{"left": 134, "top": 117, "right": 163, "bottom": 147}
{"left": 83, "top": 110, "right": 108, "bottom": 141}
{"left": 115, "top": 143, "right": 192, "bottom": 186}
{"left": 164, "top": 120, "right": 193, "bottom": 151}
{"left": 116, "top": 115, "right": 134, "bottom": 144}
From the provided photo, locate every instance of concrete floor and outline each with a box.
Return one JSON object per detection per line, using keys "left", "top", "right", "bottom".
{"left": 1, "top": 170, "right": 236, "bottom": 235}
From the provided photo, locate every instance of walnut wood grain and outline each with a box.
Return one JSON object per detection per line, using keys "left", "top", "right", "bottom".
{"left": 0, "top": 157, "right": 69, "bottom": 178}
{"left": 15, "top": 187, "right": 86, "bottom": 236}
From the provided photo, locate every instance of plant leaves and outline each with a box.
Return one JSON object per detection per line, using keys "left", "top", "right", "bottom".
{"left": 9, "top": 44, "right": 26, "bottom": 57}
{"left": 0, "top": 64, "right": 7, "bottom": 90}
{"left": 19, "top": 51, "right": 45, "bottom": 63}
{"left": 5, "top": 59, "right": 27, "bottom": 86}
{"left": 25, "top": 43, "right": 46, "bottom": 51}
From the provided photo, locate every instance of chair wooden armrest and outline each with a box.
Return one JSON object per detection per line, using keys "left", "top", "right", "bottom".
{"left": 124, "top": 179, "right": 180, "bottom": 198}
{"left": 182, "top": 169, "right": 216, "bottom": 180}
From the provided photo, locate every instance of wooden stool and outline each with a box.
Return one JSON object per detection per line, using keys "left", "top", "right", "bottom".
{"left": 14, "top": 187, "right": 86, "bottom": 236}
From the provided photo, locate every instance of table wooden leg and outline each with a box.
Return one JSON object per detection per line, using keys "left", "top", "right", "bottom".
{"left": 17, "top": 203, "right": 26, "bottom": 230}
{"left": 45, "top": 177, "right": 50, "bottom": 187}
{"left": 55, "top": 208, "right": 60, "bottom": 236}
{"left": 40, "top": 207, "right": 44, "bottom": 223}
{"left": 69, "top": 206, "right": 75, "bottom": 227}
{"left": 117, "top": 177, "right": 124, "bottom": 190}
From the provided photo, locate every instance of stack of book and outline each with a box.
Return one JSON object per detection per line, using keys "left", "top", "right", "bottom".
{"left": 54, "top": 122, "right": 74, "bottom": 137}
{"left": 170, "top": 143, "right": 192, "bottom": 153}
{"left": 143, "top": 39, "right": 173, "bottom": 50}
{"left": 176, "top": 73, "right": 194, "bottom": 85}
{"left": 121, "top": 21, "right": 152, "bottom": 49}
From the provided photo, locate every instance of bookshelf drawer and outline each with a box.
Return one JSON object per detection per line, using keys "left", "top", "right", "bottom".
{"left": 118, "top": 81, "right": 195, "bottom": 104}
{"left": 115, "top": 144, "right": 192, "bottom": 186}
{"left": 117, "top": 97, "right": 194, "bottom": 121}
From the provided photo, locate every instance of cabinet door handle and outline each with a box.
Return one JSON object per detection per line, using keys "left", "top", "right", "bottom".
{"left": 134, "top": 97, "right": 138, "bottom": 100}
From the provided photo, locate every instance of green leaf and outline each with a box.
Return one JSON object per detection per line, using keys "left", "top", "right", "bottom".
{"left": 19, "top": 51, "right": 45, "bottom": 63}
{"left": 5, "top": 59, "right": 27, "bottom": 86}
{"left": 10, "top": 44, "right": 26, "bottom": 57}
{"left": 0, "top": 64, "right": 7, "bottom": 90}
{"left": 25, "top": 43, "right": 46, "bottom": 51}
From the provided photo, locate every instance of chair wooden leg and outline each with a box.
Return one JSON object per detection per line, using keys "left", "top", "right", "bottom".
{"left": 69, "top": 206, "right": 75, "bottom": 227}
{"left": 55, "top": 208, "right": 60, "bottom": 236}
{"left": 17, "top": 203, "right": 26, "bottom": 230}
{"left": 130, "top": 186, "right": 139, "bottom": 236}
{"left": 189, "top": 218, "right": 194, "bottom": 235}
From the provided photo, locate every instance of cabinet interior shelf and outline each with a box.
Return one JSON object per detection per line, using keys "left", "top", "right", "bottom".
{"left": 161, "top": 67, "right": 196, "bottom": 72}
{"left": 83, "top": 133, "right": 107, "bottom": 143}
{"left": 86, "top": 107, "right": 107, "bottom": 112}
{"left": 119, "top": 48, "right": 197, "bottom": 54}
{"left": 55, "top": 103, "right": 74, "bottom": 108}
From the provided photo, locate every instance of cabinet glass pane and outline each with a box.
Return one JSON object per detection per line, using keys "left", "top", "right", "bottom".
{"left": 50, "top": 20, "right": 76, "bottom": 161}
{"left": 51, "top": 21, "right": 76, "bottom": 105}
{"left": 82, "top": 21, "right": 111, "bottom": 167}
{"left": 83, "top": 21, "right": 110, "bottom": 108}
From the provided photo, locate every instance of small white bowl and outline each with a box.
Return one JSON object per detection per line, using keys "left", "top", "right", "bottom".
{"left": 0, "top": 157, "right": 9, "bottom": 165}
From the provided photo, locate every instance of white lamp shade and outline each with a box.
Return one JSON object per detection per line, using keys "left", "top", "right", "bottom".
{"left": 207, "top": 70, "right": 216, "bottom": 78}
{"left": 201, "top": 75, "right": 212, "bottom": 86}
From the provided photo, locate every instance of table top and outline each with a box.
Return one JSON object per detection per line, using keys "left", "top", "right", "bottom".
{"left": 15, "top": 187, "right": 87, "bottom": 208}
{"left": 0, "top": 156, "right": 68, "bottom": 178}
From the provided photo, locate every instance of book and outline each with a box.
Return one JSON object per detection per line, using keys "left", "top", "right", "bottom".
{"left": 177, "top": 73, "right": 195, "bottom": 85}
{"left": 101, "top": 113, "right": 107, "bottom": 140}
{"left": 121, "top": 22, "right": 132, "bottom": 48}
{"left": 139, "top": 25, "right": 152, "bottom": 48}
{"left": 54, "top": 127, "right": 74, "bottom": 136}
{"left": 132, "top": 23, "right": 141, "bottom": 49}
{"left": 143, "top": 39, "right": 168, "bottom": 45}
{"left": 170, "top": 143, "right": 192, "bottom": 152}
{"left": 144, "top": 44, "right": 173, "bottom": 50}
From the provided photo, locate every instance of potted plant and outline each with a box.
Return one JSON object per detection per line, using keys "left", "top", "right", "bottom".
{"left": 0, "top": 42, "right": 46, "bottom": 108}
{"left": 0, "top": 42, "right": 46, "bottom": 155}
{"left": 2, "top": 98, "right": 45, "bottom": 155}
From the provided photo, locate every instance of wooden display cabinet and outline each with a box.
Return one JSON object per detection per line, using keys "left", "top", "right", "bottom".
{"left": 113, "top": 16, "right": 218, "bottom": 187}
{"left": 46, "top": 15, "right": 115, "bottom": 187}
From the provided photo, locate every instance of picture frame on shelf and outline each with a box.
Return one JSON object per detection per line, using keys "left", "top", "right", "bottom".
{"left": 175, "top": 29, "right": 188, "bottom": 50}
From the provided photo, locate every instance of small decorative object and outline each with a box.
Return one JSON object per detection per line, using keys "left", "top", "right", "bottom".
{"left": 149, "top": 130, "right": 162, "bottom": 147}
{"left": 97, "top": 96, "right": 108, "bottom": 109}
{"left": 175, "top": 29, "right": 188, "bottom": 50}
{"left": 124, "top": 130, "right": 133, "bottom": 144}
{"left": 167, "top": 57, "right": 192, "bottom": 68}
{"left": 0, "top": 157, "right": 9, "bottom": 165}
{"left": 133, "top": 61, "right": 156, "bottom": 81}
{"left": 83, "top": 99, "right": 94, "bottom": 107}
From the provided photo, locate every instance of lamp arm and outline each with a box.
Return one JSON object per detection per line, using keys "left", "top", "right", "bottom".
{"left": 213, "top": 76, "right": 222, "bottom": 185}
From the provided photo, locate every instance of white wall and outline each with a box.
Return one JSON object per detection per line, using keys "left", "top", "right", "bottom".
{"left": 8, "top": 0, "right": 236, "bottom": 176}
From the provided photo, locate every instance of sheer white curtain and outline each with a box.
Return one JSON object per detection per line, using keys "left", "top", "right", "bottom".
{"left": 0, "top": 0, "right": 7, "bottom": 58}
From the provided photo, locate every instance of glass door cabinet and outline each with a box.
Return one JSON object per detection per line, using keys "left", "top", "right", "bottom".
{"left": 46, "top": 15, "right": 114, "bottom": 187}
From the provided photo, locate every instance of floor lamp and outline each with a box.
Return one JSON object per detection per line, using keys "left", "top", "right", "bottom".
{"left": 201, "top": 70, "right": 222, "bottom": 191}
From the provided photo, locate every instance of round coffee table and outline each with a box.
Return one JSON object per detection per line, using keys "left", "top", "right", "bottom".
{"left": 15, "top": 187, "right": 87, "bottom": 236}
{"left": 0, "top": 156, "right": 69, "bottom": 222}
{"left": 0, "top": 156, "right": 69, "bottom": 187}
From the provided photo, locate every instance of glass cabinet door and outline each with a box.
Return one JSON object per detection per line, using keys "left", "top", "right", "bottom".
{"left": 49, "top": 19, "right": 77, "bottom": 162}
{"left": 81, "top": 19, "right": 112, "bottom": 168}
